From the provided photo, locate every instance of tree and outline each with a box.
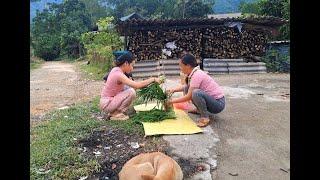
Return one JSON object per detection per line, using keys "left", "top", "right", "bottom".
{"left": 184, "top": 0, "right": 214, "bottom": 18}
{"left": 101, "top": 0, "right": 214, "bottom": 19}
{"left": 80, "top": 0, "right": 111, "bottom": 25}
{"left": 239, "top": 0, "right": 261, "bottom": 14}
{"left": 239, "top": 0, "right": 290, "bottom": 40}
{"left": 57, "top": 0, "right": 92, "bottom": 58}
{"left": 31, "top": 0, "right": 93, "bottom": 60}
{"left": 31, "top": 9, "right": 61, "bottom": 60}
{"left": 259, "top": 0, "right": 284, "bottom": 17}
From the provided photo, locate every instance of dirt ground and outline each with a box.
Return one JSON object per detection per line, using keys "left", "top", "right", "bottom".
{"left": 30, "top": 62, "right": 290, "bottom": 179}
{"left": 30, "top": 61, "right": 102, "bottom": 122}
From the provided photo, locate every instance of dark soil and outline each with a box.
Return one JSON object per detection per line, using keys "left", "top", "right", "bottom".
{"left": 174, "top": 157, "right": 205, "bottom": 177}
{"left": 77, "top": 126, "right": 169, "bottom": 180}
{"left": 77, "top": 125, "right": 202, "bottom": 180}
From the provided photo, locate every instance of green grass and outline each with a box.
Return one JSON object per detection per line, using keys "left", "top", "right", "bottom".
{"left": 30, "top": 61, "right": 42, "bottom": 70}
{"left": 30, "top": 97, "right": 144, "bottom": 179}
{"left": 79, "top": 62, "right": 108, "bottom": 80}
{"left": 30, "top": 97, "right": 103, "bottom": 179}
{"left": 106, "top": 119, "right": 144, "bottom": 135}
{"left": 131, "top": 109, "right": 176, "bottom": 123}
{"left": 30, "top": 56, "right": 44, "bottom": 70}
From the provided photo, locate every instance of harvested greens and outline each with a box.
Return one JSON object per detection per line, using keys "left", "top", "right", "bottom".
{"left": 136, "top": 75, "right": 172, "bottom": 111}
{"left": 132, "top": 109, "right": 176, "bottom": 124}
{"left": 133, "top": 76, "right": 175, "bottom": 123}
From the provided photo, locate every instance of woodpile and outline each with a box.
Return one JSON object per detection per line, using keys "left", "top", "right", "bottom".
{"left": 201, "top": 27, "right": 268, "bottom": 59}
{"left": 117, "top": 16, "right": 287, "bottom": 61}
{"left": 128, "top": 26, "right": 268, "bottom": 61}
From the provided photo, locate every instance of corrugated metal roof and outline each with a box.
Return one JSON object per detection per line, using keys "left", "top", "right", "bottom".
{"left": 208, "top": 13, "right": 242, "bottom": 19}
{"left": 120, "top": 13, "right": 145, "bottom": 21}
{"left": 268, "top": 40, "right": 290, "bottom": 44}
{"left": 116, "top": 16, "right": 287, "bottom": 35}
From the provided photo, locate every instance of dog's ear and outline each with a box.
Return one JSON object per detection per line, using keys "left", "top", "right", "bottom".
{"left": 141, "top": 174, "right": 155, "bottom": 180}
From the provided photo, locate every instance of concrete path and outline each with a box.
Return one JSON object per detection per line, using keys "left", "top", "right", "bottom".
{"left": 162, "top": 73, "right": 290, "bottom": 180}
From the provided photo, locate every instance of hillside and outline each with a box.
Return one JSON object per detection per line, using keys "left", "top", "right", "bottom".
{"left": 30, "top": 0, "right": 63, "bottom": 23}
{"left": 30, "top": 0, "right": 259, "bottom": 23}
{"left": 213, "top": 0, "right": 257, "bottom": 13}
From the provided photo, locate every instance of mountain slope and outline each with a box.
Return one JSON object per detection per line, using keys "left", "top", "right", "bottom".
{"left": 30, "top": 0, "right": 63, "bottom": 23}
{"left": 213, "top": 0, "right": 257, "bottom": 14}
{"left": 30, "top": 0, "right": 259, "bottom": 23}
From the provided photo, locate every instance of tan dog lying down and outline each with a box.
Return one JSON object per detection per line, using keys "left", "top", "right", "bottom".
{"left": 119, "top": 152, "right": 183, "bottom": 180}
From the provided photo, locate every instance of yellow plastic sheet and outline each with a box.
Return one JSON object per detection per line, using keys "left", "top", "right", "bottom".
{"left": 134, "top": 103, "right": 203, "bottom": 136}
{"left": 134, "top": 103, "right": 161, "bottom": 111}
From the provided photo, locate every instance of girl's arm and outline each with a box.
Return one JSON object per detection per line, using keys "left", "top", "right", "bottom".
{"left": 167, "top": 85, "right": 185, "bottom": 93}
{"left": 118, "top": 74, "right": 159, "bottom": 89}
{"left": 169, "top": 86, "right": 195, "bottom": 103}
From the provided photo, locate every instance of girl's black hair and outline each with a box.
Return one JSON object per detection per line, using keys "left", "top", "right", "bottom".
{"left": 115, "top": 51, "right": 134, "bottom": 66}
{"left": 103, "top": 51, "right": 135, "bottom": 81}
{"left": 180, "top": 53, "right": 198, "bottom": 67}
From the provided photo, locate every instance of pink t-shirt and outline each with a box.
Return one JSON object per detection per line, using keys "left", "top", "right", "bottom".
{"left": 101, "top": 67, "right": 125, "bottom": 98}
{"left": 189, "top": 69, "right": 224, "bottom": 99}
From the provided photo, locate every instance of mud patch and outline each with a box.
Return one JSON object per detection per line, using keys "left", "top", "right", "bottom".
{"left": 264, "top": 95, "right": 289, "bottom": 102}
{"left": 222, "top": 86, "right": 256, "bottom": 99}
{"left": 30, "top": 103, "right": 54, "bottom": 116}
{"left": 174, "top": 157, "right": 206, "bottom": 177}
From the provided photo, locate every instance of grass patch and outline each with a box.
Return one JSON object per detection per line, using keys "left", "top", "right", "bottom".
{"left": 79, "top": 62, "right": 108, "bottom": 81}
{"left": 30, "top": 56, "right": 44, "bottom": 70}
{"left": 30, "top": 97, "right": 104, "bottom": 179}
{"left": 30, "top": 61, "right": 42, "bottom": 70}
{"left": 106, "top": 120, "right": 144, "bottom": 135}
{"left": 30, "top": 97, "right": 145, "bottom": 179}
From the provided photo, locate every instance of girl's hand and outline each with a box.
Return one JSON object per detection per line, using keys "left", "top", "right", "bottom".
{"left": 166, "top": 89, "right": 174, "bottom": 94}
{"left": 153, "top": 77, "right": 161, "bottom": 84}
{"left": 165, "top": 99, "right": 173, "bottom": 110}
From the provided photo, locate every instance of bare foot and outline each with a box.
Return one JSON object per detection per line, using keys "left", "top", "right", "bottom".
{"left": 196, "top": 117, "right": 210, "bottom": 127}
{"left": 110, "top": 110, "right": 120, "bottom": 117}
{"left": 110, "top": 113, "right": 129, "bottom": 121}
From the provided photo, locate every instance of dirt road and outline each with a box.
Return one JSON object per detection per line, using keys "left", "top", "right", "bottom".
{"left": 30, "top": 61, "right": 103, "bottom": 121}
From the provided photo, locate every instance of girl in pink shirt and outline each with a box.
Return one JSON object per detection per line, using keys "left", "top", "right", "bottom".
{"left": 100, "top": 52, "right": 161, "bottom": 120}
{"left": 167, "top": 53, "right": 225, "bottom": 127}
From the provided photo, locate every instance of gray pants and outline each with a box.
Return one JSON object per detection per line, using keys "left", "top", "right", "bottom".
{"left": 184, "top": 85, "right": 225, "bottom": 118}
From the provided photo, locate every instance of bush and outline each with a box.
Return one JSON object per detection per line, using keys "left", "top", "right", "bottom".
{"left": 32, "top": 34, "right": 61, "bottom": 61}
{"left": 261, "top": 50, "right": 290, "bottom": 73}
{"left": 81, "top": 17, "right": 123, "bottom": 74}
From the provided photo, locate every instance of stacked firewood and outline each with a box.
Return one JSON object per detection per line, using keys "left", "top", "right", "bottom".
{"left": 202, "top": 27, "right": 268, "bottom": 58}
{"left": 128, "top": 26, "right": 269, "bottom": 61}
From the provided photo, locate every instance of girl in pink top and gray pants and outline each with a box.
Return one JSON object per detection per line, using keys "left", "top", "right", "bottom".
{"left": 167, "top": 53, "right": 225, "bottom": 127}
{"left": 100, "top": 52, "right": 161, "bottom": 121}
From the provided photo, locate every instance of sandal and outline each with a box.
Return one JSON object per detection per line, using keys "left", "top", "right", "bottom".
{"left": 110, "top": 113, "right": 129, "bottom": 121}
{"left": 187, "top": 108, "right": 200, "bottom": 114}
{"left": 196, "top": 118, "right": 210, "bottom": 127}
